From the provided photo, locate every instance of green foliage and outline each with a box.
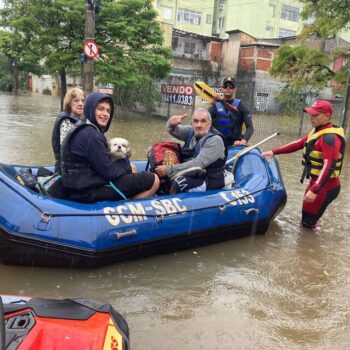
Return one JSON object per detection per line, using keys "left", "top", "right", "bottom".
{"left": 0, "top": 0, "right": 171, "bottom": 108}
{"left": 114, "top": 78, "right": 162, "bottom": 113}
{"left": 297, "top": 1, "right": 350, "bottom": 96}
{"left": 0, "top": 1, "right": 85, "bottom": 75}
{"left": 300, "top": 0, "right": 350, "bottom": 39}
{"left": 270, "top": 45, "right": 334, "bottom": 90}
{"left": 0, "top": 27, "right": 42, "bottom": 92}
{"left": 330, "top": 46, "right": 350, "bottom": 92}
{"left": 94, "top": 0, "right": 171, "bottom": 109}
{"left": 96, "top": 0, "right": 171, "bottom": 91}
{"left": 274, "top": 86, "right": 305, "bottom": 116}
{"left": 0, "top": 53, "right": 12, "bottom": 91}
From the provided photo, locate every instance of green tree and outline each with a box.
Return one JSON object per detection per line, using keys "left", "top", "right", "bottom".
{"left": 0, "top": 28, "right": 42, "bottom": 94}
{"left": 270, "top": 45, "right": 334, "bottom": 90}
{"left": 274, "top": 85, "right": 305, "bottom": 116}
{"left": 269, "top": 44, "right": 348, "bottom": 115}
{"left": 0, "top": 0, "right": 171, "bottom": 110}
{"left": 94, "top": 0, "right": 171, "bottom": 111}
{"left": 300, "top": 0, "right": 350, "bottom": 38}
{"left": 270, "top": 0, "right": 350, "bottom": 90}
{"left": 300, "top": 0, "right": 350, "bottom": 90}
{"left": 0, "top": 0, "right": 85, "bottom": 105}
{"left": 0, "top": 52, "right": 13, "bottom": 91}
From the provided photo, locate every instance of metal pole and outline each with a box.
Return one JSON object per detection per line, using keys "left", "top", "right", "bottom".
{"left": 298, "top": 93, "right": 307, "bottom": 137}
{"left": 341, "top": 70, "right": 350, "bottom": 134}
{"left": 83, "top": 3, "right": 95, "bottom": 95}
{"left": 225, "top": 132, "right": 280, "bottom": 165}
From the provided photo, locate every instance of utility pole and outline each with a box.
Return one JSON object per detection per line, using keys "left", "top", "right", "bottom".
{"left": 83, "top": 0, "right": 99, "bottom": 95}
{"left": 342, "top": 70, "right": 350, "bottom": 135}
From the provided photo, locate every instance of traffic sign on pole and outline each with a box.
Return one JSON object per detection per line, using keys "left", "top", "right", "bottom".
{"left": 83, "top": 40, "right": 99, "bottom": 59}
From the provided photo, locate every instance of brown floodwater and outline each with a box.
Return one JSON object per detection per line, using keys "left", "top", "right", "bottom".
{"left": 0, "top": 92, "right": 349, "bottom": 349}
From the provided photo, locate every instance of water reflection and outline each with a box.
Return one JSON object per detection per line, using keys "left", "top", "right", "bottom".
{"left": 0, "top": 92, "right": 350, "bottom": 349}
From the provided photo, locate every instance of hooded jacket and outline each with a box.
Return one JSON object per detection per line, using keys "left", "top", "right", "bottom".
{"left": 60, "top": 92, "right": 131, "bottom": 192}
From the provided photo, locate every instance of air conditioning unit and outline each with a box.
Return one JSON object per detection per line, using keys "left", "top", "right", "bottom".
{"left": 219, "top": 4, "right": 224, "bottom": 10}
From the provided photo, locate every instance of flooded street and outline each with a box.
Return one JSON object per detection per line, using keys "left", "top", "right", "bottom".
{"left": 0, "top": 92, "right": 350, "bottom": 349}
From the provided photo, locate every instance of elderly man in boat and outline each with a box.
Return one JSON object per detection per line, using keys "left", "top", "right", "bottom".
{"left": 155, "top": 108, "right": 228, "bottom": 193}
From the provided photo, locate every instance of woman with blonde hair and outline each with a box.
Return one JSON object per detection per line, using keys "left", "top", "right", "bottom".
{"left": 51, "top": 87, "right": 85, "bottom": 172}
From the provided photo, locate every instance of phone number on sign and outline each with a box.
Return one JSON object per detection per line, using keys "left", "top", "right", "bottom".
{"left": 162, "top": 94, "right": 193, "bottom": 106}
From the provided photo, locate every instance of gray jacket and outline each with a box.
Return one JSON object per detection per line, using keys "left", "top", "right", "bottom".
{"left": 165, "top": 120, "right": 225, "bottom": 178}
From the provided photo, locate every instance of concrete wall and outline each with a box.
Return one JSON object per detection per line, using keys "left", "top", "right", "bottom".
{"left": 221, "top": 31, "right": 256, "bottom": 77}
{"left": 172, "top": 36, "right": 209, "bottom": 60}
{"left": 30, "top": 75, "right": 82, "bottom": 97}
{"left": 159, "top": 21, "right": 173, "bottom": 48}
{"left": 31, "top": 75, "right": 59, "bottom": 96}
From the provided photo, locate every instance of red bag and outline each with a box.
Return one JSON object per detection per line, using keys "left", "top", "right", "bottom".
{"left": 147, "top": 141, "right": 182, "bottom": 172}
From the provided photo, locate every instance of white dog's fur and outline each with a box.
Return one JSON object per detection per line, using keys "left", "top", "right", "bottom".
{"left": 109, "top": 137, "right": 131, "bottom": 160}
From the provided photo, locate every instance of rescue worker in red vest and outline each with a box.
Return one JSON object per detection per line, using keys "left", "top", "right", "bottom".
{"left": 208, "top": 77, "right": 254, "bottom": 146}
{"left": 261, "top": 100, "right": 345, "bottom": 229}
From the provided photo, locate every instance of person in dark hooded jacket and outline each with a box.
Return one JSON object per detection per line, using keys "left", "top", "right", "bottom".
{"left": 60, "top": 92, "right": 159, "bottom": 203}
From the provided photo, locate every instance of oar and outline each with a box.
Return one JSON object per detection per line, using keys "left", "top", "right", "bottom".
{"left": 225, "top": 132, "right": 280, "bottom": 165}
{"left": 193, "top": 81, "right": 239, "bottom": 113}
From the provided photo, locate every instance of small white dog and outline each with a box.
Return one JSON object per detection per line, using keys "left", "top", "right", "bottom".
{"left": 108, "top": 137, "right": 131, "bottom": 160}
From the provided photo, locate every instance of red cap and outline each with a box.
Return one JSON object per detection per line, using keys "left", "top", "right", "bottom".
{"left": 303, "top": 100, "right": 333, "bottom": 116}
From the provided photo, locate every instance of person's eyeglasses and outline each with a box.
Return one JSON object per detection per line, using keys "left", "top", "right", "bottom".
{"left": 223, "top": 85, "right": 235, "bottom": 89}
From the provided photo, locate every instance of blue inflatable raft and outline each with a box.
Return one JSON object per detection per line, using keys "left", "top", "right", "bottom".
{"left": 0, "top": 146, "right": 287, "bottom": 268}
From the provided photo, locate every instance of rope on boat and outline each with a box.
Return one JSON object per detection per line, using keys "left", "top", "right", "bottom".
{"left": 35, "top": 185, "right": 276, "bottom": 220}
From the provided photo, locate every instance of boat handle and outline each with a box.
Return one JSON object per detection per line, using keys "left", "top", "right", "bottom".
{"left": 114, "top": 229, "right": 137, "bottom": 240}
{"left": 219, "top": 204, "right": 226, "bottom": 211}
{"left": 243, "top": 208, "right": 259, "bottom": 215}
{"left": 156, "top": 214, "right": 164, "bottom": 222}
{"left": 35, "top": 212, "right": 51, "bottom": 231}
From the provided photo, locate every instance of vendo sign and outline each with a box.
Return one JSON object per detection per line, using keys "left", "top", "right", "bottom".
{"left": 161, "top": 84, "right": 194, "bottom": 95}
{"left": 161, "top": 84, "right": 194, "bottom": 106}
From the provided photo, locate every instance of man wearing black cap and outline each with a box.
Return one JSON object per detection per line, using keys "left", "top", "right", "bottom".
{"left": 208, "top": 76, "right": 254, "bottom": 146}
{"left": 261, "top": 100, "right": 346, "bottom": 229}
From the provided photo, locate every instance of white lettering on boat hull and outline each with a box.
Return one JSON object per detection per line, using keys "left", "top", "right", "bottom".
{"left": 104, "top": 198, "right": 188, "bottom": 226}
{"left": 220, "top": 190, "right": 255, "bottom": 206}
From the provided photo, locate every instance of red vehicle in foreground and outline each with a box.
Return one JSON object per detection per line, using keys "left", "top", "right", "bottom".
{"left": 0, "top": 296, "right": 129, "bottom": 350}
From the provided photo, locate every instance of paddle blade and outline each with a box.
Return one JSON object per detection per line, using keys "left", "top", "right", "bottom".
{"left": 193, "top": 81, "right": 218, "bottom": 104}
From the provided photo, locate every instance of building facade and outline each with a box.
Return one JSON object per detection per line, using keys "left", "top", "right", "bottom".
{"left": 215, "top": 0, "right": 303, "bottom": 39}
{"left": 156, "top": 0, "right": 216, "bottom": 37}
{"left": 155, "top": 0, "right": 304, "bottom": 39}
